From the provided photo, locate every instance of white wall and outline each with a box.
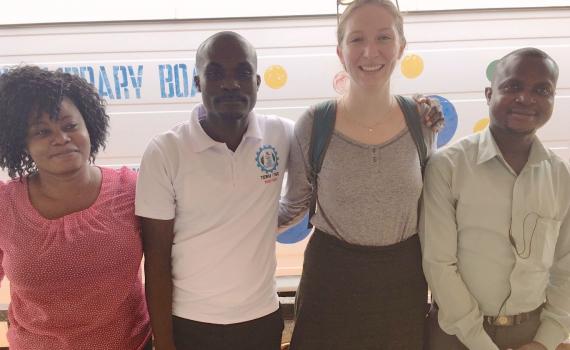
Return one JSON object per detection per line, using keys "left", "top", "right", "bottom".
{"left": 2, "top": 0, "right": 569, "bottom": 25}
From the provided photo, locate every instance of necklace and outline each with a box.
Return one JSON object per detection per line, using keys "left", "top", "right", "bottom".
{"left": 340, "top": 97, "right": 397, "bottom": 132}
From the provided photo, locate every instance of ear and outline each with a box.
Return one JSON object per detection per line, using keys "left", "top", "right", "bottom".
{"left": 194, "top": 75, "right": 202, "bottom": 93}
{"left": 484, "top": 87, "right": 492, "bottom": 105}
{"left": 337, "top": 46, "right": 346, "bottom": 69}
{"left": 398, "top": 40, "right": 406, "bottom": 59}
{"left": 256, "top": 74, "right": 261, "bottom": 90}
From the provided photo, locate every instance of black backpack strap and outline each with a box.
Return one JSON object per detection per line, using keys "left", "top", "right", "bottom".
{"left": 307, "top": 100, "right": 337, "bottom": 228}
{"left": 394, "top": 95, "right": 428, "bottom": 176}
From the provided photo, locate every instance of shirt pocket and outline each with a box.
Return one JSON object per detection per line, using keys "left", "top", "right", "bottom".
{"left": 529, "top": 217, "right": 561, "bottom": 269}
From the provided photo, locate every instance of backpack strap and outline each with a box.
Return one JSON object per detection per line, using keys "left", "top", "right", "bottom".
{"left": 307, "top": 100, "right": 337, "bottom": 229}
{"left": 394, "top": 95, "right": 428, "bottom": 176}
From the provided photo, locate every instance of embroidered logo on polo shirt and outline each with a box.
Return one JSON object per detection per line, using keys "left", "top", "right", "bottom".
{"left": 255, "top": 145, "right": 280, "bottom": 184}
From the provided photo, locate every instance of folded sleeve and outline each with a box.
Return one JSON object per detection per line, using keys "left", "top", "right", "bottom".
{"left": 135, "top": 138, "right": 177, "bottom": 220}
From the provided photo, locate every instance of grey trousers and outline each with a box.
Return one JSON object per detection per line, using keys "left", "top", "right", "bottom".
{"left": 425, "top": 307, "right": 541, "bottom": 350}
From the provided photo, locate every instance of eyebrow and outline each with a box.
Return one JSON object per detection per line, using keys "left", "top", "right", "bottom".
{"left": 349, "top": 27, "right": 394, "bottom": 32}
{"left": 498, "top": 77, "right": 555, "bottom": 88}
{"left": 236, "top": 62, "right": 254, "bottom": 69}
{"left": 205, "top": 62, "right": 223, "bottom": 70}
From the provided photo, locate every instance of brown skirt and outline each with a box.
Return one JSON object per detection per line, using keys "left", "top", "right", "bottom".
{"left": 290, "top": 229, "right": 428, "bottom": 350}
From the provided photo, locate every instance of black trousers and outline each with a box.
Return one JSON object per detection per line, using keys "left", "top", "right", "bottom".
{"left": 172, "top": 307, "right": 284, "bottom": 350}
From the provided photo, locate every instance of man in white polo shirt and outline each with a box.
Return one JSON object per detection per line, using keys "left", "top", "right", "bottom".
{"left": 135, "top": 31, "right": 292, "bottom": 350}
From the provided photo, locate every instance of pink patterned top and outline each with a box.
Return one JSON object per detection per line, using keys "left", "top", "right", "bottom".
{"left": 0, "top": 167, "right": 151, "bottom": 350}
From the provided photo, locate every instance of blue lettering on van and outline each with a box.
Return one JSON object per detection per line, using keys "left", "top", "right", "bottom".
{"left": 79, "top": 66, "right": 95, "bottom": 85}
{"left": 128, "top": 65, "right": 143, "bottom": 99}
{"left": 59, "top": 65, "right": 142, "bottom": 100}
{"left": 113, "top": 66, "right": 130, "bottom": 99}
{"left": 190, "top": 66, "right": 198, "bottom": 97}
{"left": 159, "top": 64, "right": 174, "bottom": 98}
{"left": 98, "top": 66, "right": 115, "bottom": 99}
{"left": 159, "top": 63, "right": 195, "bottom": 98}
{"left": 63, "top": 67, "right": 80, "bottom": 75}
{"left": 175, "top": 64, "right": 188, "bottom": 97}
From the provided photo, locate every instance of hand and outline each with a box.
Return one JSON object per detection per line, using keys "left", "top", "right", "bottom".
{"left": 414, "top": 94, "right": 444, "bottom": 132}
{"left": 507, "top": 341, "right": 547, "bottom": 350}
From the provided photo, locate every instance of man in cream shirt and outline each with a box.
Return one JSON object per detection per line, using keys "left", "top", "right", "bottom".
{"left": 421, "top": 47, "right": 569, "bottom": 350}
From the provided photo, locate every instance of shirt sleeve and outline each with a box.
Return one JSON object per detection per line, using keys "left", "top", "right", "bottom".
{"left": 420, "top": 153, "right": 499, "bottom": 350}
{"left": 0, "top": 249, "right": 4, "bottom": 287}
{"left": 534, "top": 199, "right": 570, "bottom": 350}
{"left": 0, "top": 182, "right": 6, "bottom": 286}
{"left": 278, "top": 109, "right": 313, "bottom": 229}
{"left": 135, "top": 137, "right": 176, "bottom": 220}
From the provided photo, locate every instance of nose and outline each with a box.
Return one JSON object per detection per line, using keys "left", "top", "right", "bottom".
{"left": 514, "top": 91, "right": 536, "bottom": 105}
{"left": 363, "top": 42, "right": 379, "bottom": 58}
{"left": 51, "top": 130, "right": 71, "bottom": 145}
{"left": 220, "top": 77, "right": 240, "bottom": 91}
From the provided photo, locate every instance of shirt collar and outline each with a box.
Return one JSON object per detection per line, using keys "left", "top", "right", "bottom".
{"left": 188, "top": 104, "right": 218, "bottom": 153}
{"left": 242, "top": 110, "right": 263, "bottom": 141}
{"left": 188, "top": 104, "right": 262, "bottom": 153}
{"left": 476, "top": 128, "right": 550, "bottom": 167}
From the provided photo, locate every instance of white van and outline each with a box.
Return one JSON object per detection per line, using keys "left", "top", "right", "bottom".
{"left": 0, "top": 6, "right": 569, "bottom": 291}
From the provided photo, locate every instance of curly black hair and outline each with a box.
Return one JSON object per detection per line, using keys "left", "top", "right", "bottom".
{"left": 0, "top": 65, "right": 109, "bottom": 179}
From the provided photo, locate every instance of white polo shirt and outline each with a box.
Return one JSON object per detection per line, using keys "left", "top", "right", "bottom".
{"left": 135, "top": 104, "right": 293, "bottom": 324}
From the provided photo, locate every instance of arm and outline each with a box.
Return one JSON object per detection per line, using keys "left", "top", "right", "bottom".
{"left": 420, "top": 155, "right": 499, "bottom": 350}
{"left": 141, "top": 217, "right": 176, "bottom": 350}
{"left": 533, "top": 206, "right": 570, "bottom": 350}
{"left": 135, "top": 137, "right": 178, "bottom": 350}
{"left": 278, "top": 111, "right": 314, "bottom": 229}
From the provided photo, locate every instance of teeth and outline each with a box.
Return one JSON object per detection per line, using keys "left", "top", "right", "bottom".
{"left": 361, "top": 64, "right": 384, "bottom": 72}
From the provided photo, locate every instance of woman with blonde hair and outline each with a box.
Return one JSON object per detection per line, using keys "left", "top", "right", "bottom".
{"left": 279, "top": 0, "right": 439, "bottom": 348}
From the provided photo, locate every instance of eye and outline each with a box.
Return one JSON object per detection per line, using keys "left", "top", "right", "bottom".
{"left": 348, "top": 36, "right": 363, "bottom": 44}
{"left": 32, "top": 128, "right": 50, "bottom": 137}
{"left": 536, "top": 86, "right": 553, "bottom": 97}
{"left": 378, "top": 34, "right": 393, "bottom": 41}
{"left": 237, "top": 69, "right": 254, "bottom": 80}
{"left": 63, "top": 122, "right": 78, "bottom": 131}
{"left": 205, "top": 69, "right": 224, "bottom": 80}
{"left": 501, "top": 83, "right": 520, "bottom": 92}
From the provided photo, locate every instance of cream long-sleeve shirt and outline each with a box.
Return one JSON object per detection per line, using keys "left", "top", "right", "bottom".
{"left": 420, "top": 128, "right": 570, "bottom": 350}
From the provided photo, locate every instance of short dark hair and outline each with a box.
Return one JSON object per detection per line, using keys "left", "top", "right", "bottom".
{"left": 0, "top": 65, "right": 109, "bottom": 179}
{"left": 495, "top": 47, "right": 559, "bottom": 83}
{"left": 195, "top": 31, "right": 257, "bottom": 74}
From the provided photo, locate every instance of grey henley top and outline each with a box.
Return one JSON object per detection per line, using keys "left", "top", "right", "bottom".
{"left": 279, "top": 102, "right": 436, "bottom": 246}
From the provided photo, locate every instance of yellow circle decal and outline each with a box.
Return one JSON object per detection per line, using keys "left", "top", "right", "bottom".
{"left": 401, "top": 54, "right": 424, "bottom": 79}
{"left": 473, "top": 117, "right": 490, "bottom": 133}
{"left": 264, "top": 65, "right": 288, "bottom": 89}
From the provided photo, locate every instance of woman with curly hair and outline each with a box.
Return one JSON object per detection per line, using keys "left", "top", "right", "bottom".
{"left": 0, "top": 65, "right": 151, "bottom": 350}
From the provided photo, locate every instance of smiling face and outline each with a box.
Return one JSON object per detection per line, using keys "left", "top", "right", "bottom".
{"left": 337, "top": 3, "right": 405, "bottom": 90}
{"left": 26, "top": 97, "right": 91, "bottom": 176}
{"left": 486, "top": 53, "right": 558, "bottom": 136}
{"left": 195, "top": 34, "right": 261, "bottom": 123}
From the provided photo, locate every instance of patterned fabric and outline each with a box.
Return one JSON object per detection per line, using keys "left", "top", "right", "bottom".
{"left": 0, "top": 167, "right": 151, "bottom": 350}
